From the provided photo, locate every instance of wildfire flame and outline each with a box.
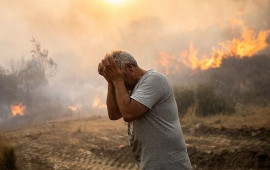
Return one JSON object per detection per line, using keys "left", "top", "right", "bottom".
{"left": 68, "top": 105, "right": 78, "bottom": 112}
{"left": 229, "top": 29, "right": 269, "bottom": 57}
{"left": 10, "top": 103, "right": 26, "bottom": 116}
{"left": 181, "top": 43, "right": 224, "bottom": 70}
{"left": 157, "top": 51, "right": 181, "bottom": 75}
{"left": 158, "top": 26, "right": 270, "bottom": 72}
{"left": 92, "top": 97, "right": 107, "bottom": 109}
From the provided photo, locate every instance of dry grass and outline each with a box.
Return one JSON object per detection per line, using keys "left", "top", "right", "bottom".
{"left": 181, "top": 105, "right": 270, "bottom": 129}
{"left": 0, "top": 135, "right": 16, "bottom": 170}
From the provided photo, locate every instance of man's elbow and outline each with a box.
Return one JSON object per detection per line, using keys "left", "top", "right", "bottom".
{"left": 109, "top": 116, "right": 121, "bottom": 121}
{"left": 108, "top": 114, "right": 122, "bottom": 121}
{"left": 122, "top": 113, "right": 136, "bottom": 122}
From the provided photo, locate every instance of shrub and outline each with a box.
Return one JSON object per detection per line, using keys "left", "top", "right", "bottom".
{"left": 173, "top": 86, "right": 195, "bottom": 118}
{"left": 0, "top": 136, "right": 16, "bottom": 170}
{"left": 195, "top": 85, "right": 235, "bottom": 116}
{"left": 75, "top": 127, "right": 82, "bottom": 134}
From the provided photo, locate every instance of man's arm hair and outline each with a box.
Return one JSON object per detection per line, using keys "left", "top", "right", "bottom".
{"left": 107, "top": 83, "right": 122, "bottom": 120}
{"left": 113, "top": 80, "right": 149, "bottom": 122}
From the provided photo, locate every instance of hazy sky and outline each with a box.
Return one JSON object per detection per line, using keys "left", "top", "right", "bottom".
{"left": 0, "top": 0, "right": 269, "bottom": 108}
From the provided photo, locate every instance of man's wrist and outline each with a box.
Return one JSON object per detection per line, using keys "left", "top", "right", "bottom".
{"left": 113, "top": 79, "right": 125, "bottom": 86}
{"left": 108, "top": 82, "right": 114, "bottom": 87}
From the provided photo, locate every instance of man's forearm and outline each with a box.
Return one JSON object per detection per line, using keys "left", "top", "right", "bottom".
{"left": 106, "top": 83, "right": 122, "bottom": 120}
{"left": 113, "top": 81, "right": 132, "bottom": 120}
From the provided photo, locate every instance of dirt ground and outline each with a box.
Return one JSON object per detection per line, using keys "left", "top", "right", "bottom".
{"left": 1, "top": 107, "right": 270, "bottom": 170}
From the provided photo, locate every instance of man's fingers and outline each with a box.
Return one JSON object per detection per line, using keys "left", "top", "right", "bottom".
{"left": 103, "top": 56, "right": 114, "bottom": 71}
{"left": 99, "top": 63, "right": 108, "bottom": 77}
{"left": 101, "top": 59, "right": 109, "bottom": 66}
{"left": 98, "top": 63, "right": 102, "bottom": 71}
{"left": 98, "top": 63, "right": 102, "bottom": 74}
{"left": 108, "top": 56, "right": 114, "bottom": 64}
{"left": 99, "top": 69, "right": 105, "bottom": 76}
{"left": 108, "top": 56, "right": 120, "bottom": 70}
{"left": 104, "top": 58, "right": 110, "bottom": 66}
{"left": 98, "top": 63, "right": 104, "bottom": 71}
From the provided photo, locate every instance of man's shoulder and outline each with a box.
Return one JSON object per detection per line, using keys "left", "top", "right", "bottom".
{"left": 147, "top": 70, "right": 167, "bottom": 80}
{"left": 146, "top": 70, "right": 169, "bottom": 84}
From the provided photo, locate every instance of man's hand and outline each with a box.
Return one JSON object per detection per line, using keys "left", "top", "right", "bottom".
{"left": 98, "top": 61, "right": 112, "bottom": 84}
{"left": 103, "top": 56, "right": 125, "bottom": 82}
{"left": 99, "top": 57, "right": 122, "bottom": 120}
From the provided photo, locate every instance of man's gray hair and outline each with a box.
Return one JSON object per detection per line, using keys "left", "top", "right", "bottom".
{"left": 105, "top": 50, "right": 138, "bottom": 68}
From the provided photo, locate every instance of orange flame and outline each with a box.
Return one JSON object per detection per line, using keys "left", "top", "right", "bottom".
{"left": 10, "top": 103, "right": 25, "bottom": 116}
{"left": 68, "top": 105, "right": 78, "bottom": 111}
{"left": 92, "top": 97, "right": 106, "bottom": 109}
{"left": 158, "top": 26, "right": 270, "bottom": 72}
{"left": 229, "top": 29, "right": 269, "bottom": 57}
{"left": 157, "top": 51, "right": 180, "bottom": 75}
{"left": 181, "top": 43, "right": 224, "bottom": 70}
{"left": 182, "top": 28, "right": 270, "bottom": 70}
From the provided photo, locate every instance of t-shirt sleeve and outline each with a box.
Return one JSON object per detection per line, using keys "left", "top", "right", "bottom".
{"left": 130, "top": 75, "right": 165, "bottom": 109}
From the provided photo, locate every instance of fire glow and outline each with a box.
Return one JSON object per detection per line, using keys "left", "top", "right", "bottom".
{"left": 92, "top": 97, "right": 107, "bottom": 109}
{"left": 158, "top": 27, "right": 270, "bottom": 72}
{"left": 106, "top": 0, "right": 126, "bottom": 4}
{"left": 68, "top": 105, "right": 79, "bottom": 112}
{"left": 10, "top": 103, "right": 26, "bottom": 116}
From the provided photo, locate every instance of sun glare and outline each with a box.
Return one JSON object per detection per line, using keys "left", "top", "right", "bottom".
{"left": 106, "top": 0, "right": 126, "bottom": 4}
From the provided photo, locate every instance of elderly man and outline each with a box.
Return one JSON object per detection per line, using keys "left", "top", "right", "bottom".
{"left": 98, "top": 50, "right": 192, "bottom": 170}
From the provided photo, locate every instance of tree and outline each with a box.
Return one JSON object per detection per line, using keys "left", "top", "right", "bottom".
{"left": 19, "top": 38, "right": 57, "bottom": 104}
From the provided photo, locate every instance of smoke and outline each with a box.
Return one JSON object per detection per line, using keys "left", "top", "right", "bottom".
{"left": 0, "top": 0, "right": 270, "bottom": 120}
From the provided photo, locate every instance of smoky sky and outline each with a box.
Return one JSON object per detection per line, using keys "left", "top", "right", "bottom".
{"left": 0, "top": 0, "right": 269, "bottom": 108}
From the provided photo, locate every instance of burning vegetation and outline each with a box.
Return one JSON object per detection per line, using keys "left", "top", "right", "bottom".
{"left": 10, "top": 103, "right": 26, "bottom": 117}
{"left": 0, "top": 39, "right": 61, "bottom": 123}
{"left": 182, "top": 28, "right": 269, "bottom": 70}
{"left": 0, "top": 38, "right": 108, "bottom": 125}
{"left": 158, "top": 23, "right": 270, "bottom": 72}
{"left": 156, "top": 21, "right": 270, "bottom": 118}
{"left": 68, "top": 105, "right": 79, "bottom": 112}
{"left": 92, "top": 97, "right": 107, "bottom": 109}
{"left": 171, "top": 54, "right": 270, "bottom": 118}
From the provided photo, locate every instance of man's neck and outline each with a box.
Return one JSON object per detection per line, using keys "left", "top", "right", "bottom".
{"left": 134, "top": 67, "right": 147, "bottom": 82}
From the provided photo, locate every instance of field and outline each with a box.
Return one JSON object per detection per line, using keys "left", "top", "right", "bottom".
{"left": 1, "top": 106, "right": 270, "bottom": 170}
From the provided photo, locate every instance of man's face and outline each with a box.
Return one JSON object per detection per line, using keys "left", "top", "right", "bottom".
{"left": 123, "top": 64, "right": 136, "bottom": 91}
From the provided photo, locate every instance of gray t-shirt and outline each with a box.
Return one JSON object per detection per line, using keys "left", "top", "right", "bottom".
{"left": 129, "top": 69, "right": 192, "bottom": 170}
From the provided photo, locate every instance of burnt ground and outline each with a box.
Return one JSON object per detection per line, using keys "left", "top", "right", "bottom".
{"left": 184, "top": 124, "right": 270, "bottom": 169}
{"left": 1, "top": 116, "right": 270, "bottom": 170}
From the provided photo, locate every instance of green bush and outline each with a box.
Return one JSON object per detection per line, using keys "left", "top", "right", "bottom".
{"left": 173, "top": 86, "right": 195, "bottom": 118}
{"left": 195, "top": 85, "right": 235, "bottom": 116}
{"left": 174, "top": 85, "right": 236, "bottom": 117}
